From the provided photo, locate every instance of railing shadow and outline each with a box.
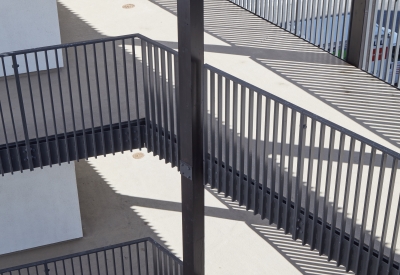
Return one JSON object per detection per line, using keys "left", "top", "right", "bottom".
{"left": 149, "top": 0, "right": 400, "bottom": 153}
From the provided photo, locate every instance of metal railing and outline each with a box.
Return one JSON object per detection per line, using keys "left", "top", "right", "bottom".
{"left": 3, "top": 32, "right": 400, "bottom": 274}
{"left": 0, "top": 33, "right": 179, "bottom": 174}
{"left": 203, "top": 64, "right": 400, "bottom": 274}
{"left": 0, "top": 238, "right": 183, "bottom": 275}
{"left": 227, "top": 0, "right": 400, "bottom": 88}
{"left": 361, "top": 1, "right": 400, "bottom": 87}
{"left": 228, "top": 0, "right": 353, "bottom": 60}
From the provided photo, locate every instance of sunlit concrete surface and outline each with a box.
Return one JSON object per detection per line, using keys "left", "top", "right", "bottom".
{"left": 0, "top": 150, "right": 354, "bottom": 274}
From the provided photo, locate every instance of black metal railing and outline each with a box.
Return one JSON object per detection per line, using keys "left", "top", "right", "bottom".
{"left": 203, "top": 64, "right": 400, "bottom": 275}
{"left": 3, "top": 33, "right": 400, "bottom": 274}
{"left": 0, "top": 238, "right": 183, "bottom": 275}
{"left": 0, "top": 33, "right": 179, "bottom": 174}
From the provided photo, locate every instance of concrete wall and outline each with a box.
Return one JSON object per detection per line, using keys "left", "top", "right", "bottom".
{"left": 0, "top": 163, "right": 83, "bottom": 255}
{"left": 0, "top": 0, "right": 81, "bottom": 255}
{"left": 0, "top": 0, "right": 63, "bottom": 76}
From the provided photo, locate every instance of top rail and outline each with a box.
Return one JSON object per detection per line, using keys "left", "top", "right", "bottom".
{"left": 204, "top": 63, "right": 400, "bottom": 160}
{"left": 0, "top": 33, "right": 178, "bottom": 57}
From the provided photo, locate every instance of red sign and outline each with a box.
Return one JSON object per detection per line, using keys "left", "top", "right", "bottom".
{"left": 372, "top": 47, "right": 389, "bottom": 61}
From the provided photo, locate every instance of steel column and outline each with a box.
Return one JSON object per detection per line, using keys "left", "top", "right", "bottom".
{"left": 177, "top": 0, "right": 205, "bottom": 273}
{"left": 347, "top": 0, "right": 369, "bottom": 67}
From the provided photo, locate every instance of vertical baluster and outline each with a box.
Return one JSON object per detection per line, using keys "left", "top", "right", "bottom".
{"left": 224, "top": 78, "right": 231, "bottom": 197}
{"left": 328, "top": 132, "right": 345, "bottom": 260}
{"left": 44, "top": 50, "right": 60, "bottom": 164}
{"left": 141, "top": 40, "right": 151, "bottom": 153}
{"left": 131, "top": 38, "right": 141, "bottom": 151}
{"left": 122, "top": 39, "right": 132, "bottom": 152}
{"left": 167, "top": 53, "right": 175, "bottom": 165}
{"left": 74, "top": 46, "right": 88, "bottom": 159}
{"left": 303, "top": 119, "right": 316, "bottom": 245}
{"left": 112, "top": 40, "right": 123, "bottom": 153}
{"left": 24, "top": 53, "right": 42, "bottom": 168}
{"left": 253, "top": 93, "right": 262, "bottom": 214}
{"left": 337, "top": 137, "right": 355, "bottom": 266}
{"left": 319, "top": 127, "right": 336, "bottom": 254}
{"left": 376, "top": 158, "right": 398, "bottom": 275}
{"left": 285, "top": 109, "right": 296, "bottom": 233}
{"left": 1, "top": 57, "right": 23, "bottom": 171}
{"left": 239, "top": 86, "right": 246, "bottom": 206}
{"left": 310, "top": 123, "right": 325, "bottom": 250}
{"left": 269, "top": 101, "right": 279, "bottom": 223}
{"left": 217, "top": 74, "right": 223, "bottom": 192}
{"left": 160, "top": 49, "right": 168, "bottom": 162}
{"left": 65, "top": 48, "right": 79, "bottom": 161}
{"left": 231, "top": 82, "right": 239, "bottom": 202}
{"left": 246, "top": 89, "right": 254, "bottom": 210}
{"left": 365, "top": 153, "right": 388, "bottom": 271}
{"left": 277, "top": 105, "right": 288, "bottom": 229}
{"left": 93, "top": 43, "right": 106, "bottom": 157}
{"left": 210, "top": 72, "right": 216, "bottom": 189}
{"left": 154, "top": 47, "right": 163, "bottom": 158}
{"left": 147, "top": 44, "right": 157, "bottom": 155}
{"left": 203, "top": 69, "right": 209, "bottom": 186}
{"left": 346, "top": 142, "right": 366, "bottom": 272}
{"left": 83, "top": 45, "right": 97, "bottom": 158}
{"left": 54, "top": 49, "right": 69, "bottom": 163}
{"left": 293, "top": 114, "right": 306, "bottom": 240}
{"left": 355, "top": 148, "right": 377, "bottom": 274}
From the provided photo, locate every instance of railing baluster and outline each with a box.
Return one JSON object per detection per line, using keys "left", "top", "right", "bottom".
{"left": 231, "top": 82, "right": 239, "bottom": 202}
{"left": 355, "top": 147, "right": 376, "bottom": 274}
{"left": 346, "top": 142, "right": 366, "bottom": 272}
{"left": 83, "top": 44, "right": 97, "bottom": 159}
{"left": 141, "top": 40, "right": 151, "bottom": 154}
{"left": 293, "top": 113, "right": 306, "bottom": 240}
{"left": 376, "top": 158, "right": 398, "bottom": 275}
{"left": 154, "top": 47, "right": 162, "bottom": 158}
{"left": 93, "top": 43, "right": 106, "bottom": 157}
{"left": 365, "top": 153, "right": 388, "bottom": 271}
{"left": 74, "top": 46, "right": 88, "bottom": 160}
{"left": 217, "top": 74, "right": 223, "bottom": 193}
{"left": 0, "top": 102, "right": 12, "bottom": 174}
{"left": 277, "top": 105, "right": 288, "bottom": 229}
{"left": 253, "top": 93, "right": 262, "bottom": 214}
{"left": 131, "top": 38, "right": 141, "bottom": 152}
{"left": 2, "top": 57, "right": 23, "bottom": 171}
{"left": 246, "top": 89, "right": 254, "bottom": 210}
{"left": 210, "top": 72, "right": 216, "bottom": 189}
{"left": 303, "top": 118, "right": 316, "bottom": 245}
{"left": 44, "top": 50, "right": 60, "bottom": 165}
{"left": 269, "top": 101, "right": 279, "bottom": 223}
{"left": 224, "top": 78, "right": 231, "bottom": 197}
{"left": 147, "top": 44, "right": 157, "bottom": 157}
{"left": 239, "top": 85, "right": 246, "bottom": 206}
{"left": 24, "top": 53, "right": 42, "bottom": 169}
{"left": 167, "top": 53, "right": 175, "bottom": 165}
{"left": 387, "top": 194, "right": 400, "bottom": 275}
{"left": 160, "top": 49, "right": 168, "bottom": 162}
{"left": 112, "top": 40, "right": 123, "bottom": 154}
{"left": 54, "top": 49, "right": 69, "bottom": 164}
{"left": 122, "top": 39, "right": 132, "bottom": 152}
{"left": 337, "top": 137, "right": 355, "bottom": 266}
{"left": 319, "top": 127, "right": 335, "bottom": 254}
{"left": 310, "top": 123, "right": 325, "bottom": 250}
{"left": 285, "top": 109, "right": 296, "bottom": 233}
{"left": 65, "top": 48, "right": 79, "bottom": 161}
{"left": 328, "top": 132, "right": 345, "bottom": 260}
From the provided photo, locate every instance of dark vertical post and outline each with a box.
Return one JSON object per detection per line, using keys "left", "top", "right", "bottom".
{"left": 347, "top": 0, "right": 369, "bottom": 67}
{"left": 177, "top": 0, "right": 205, "bottom": 273}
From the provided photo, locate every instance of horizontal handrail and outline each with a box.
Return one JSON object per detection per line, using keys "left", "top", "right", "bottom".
{"left": 204, "top": 63, "right": 400, "bottom": 159}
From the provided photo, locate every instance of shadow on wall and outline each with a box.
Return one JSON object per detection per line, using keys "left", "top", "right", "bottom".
{"left": 149, "top": 0, "right": 400, "bottom": 151}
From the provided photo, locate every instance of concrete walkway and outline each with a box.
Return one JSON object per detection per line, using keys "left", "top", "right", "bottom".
{"left": 2, "top": 0, "right": 400, "bottom": 273}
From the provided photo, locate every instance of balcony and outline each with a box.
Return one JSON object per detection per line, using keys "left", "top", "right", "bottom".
{"left": 1, "top": 0, "right": 400, "bottom": 274}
